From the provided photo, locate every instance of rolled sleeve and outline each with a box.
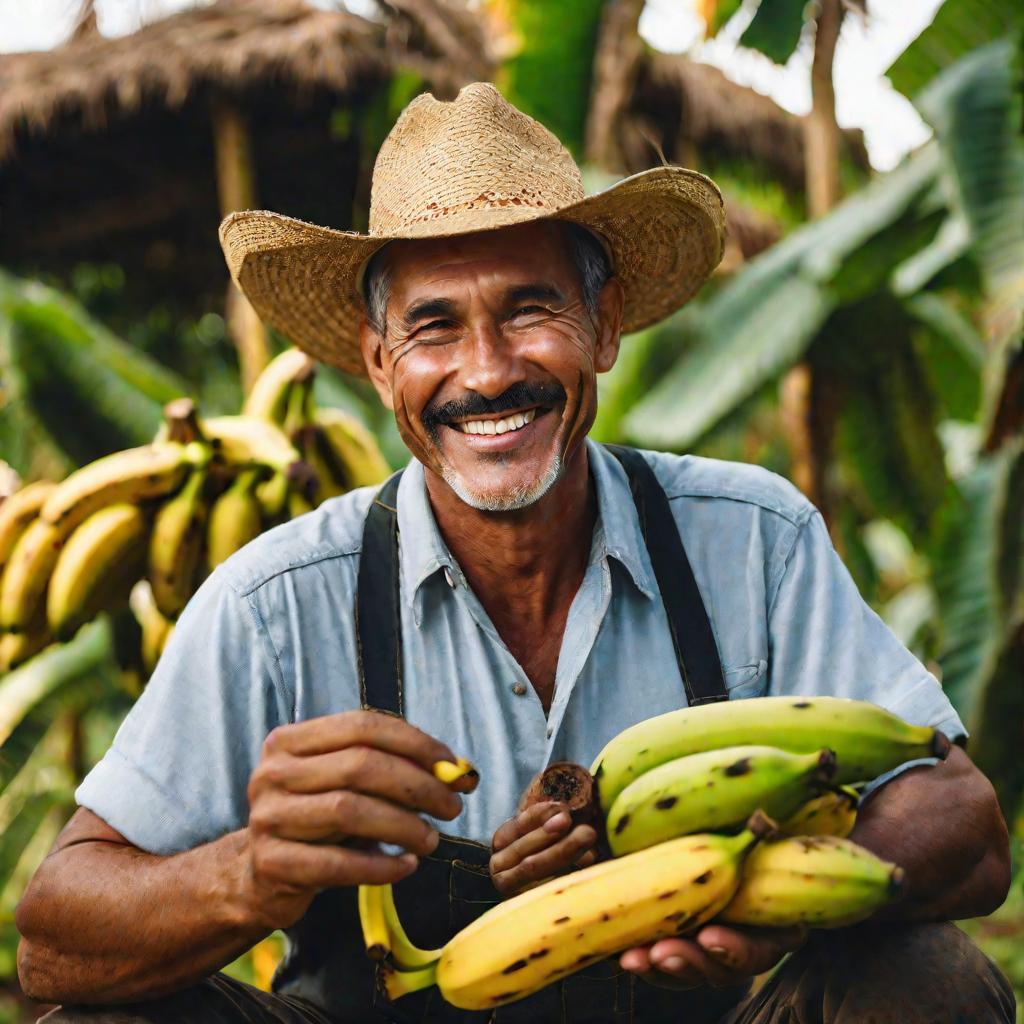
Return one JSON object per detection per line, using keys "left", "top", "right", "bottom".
{"left": 767, "top": 511, "right": 965, "bottom": 742}
{"left": 75, "top": 570, "right": 290, "bottom": 855}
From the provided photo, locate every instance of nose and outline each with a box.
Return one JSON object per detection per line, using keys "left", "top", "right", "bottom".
{"left": 459, "top": 321, "right": 524, "bottom": 399}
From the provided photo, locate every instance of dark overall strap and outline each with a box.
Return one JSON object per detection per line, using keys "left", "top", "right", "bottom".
{"left": 356, "top": 471, "right": 405, "bottom": 716}
{"left": 356, "top": 447, "right": 727, "bottom": 713}
{"left": 603, "top": 444, "right": 729, "bottom": 706}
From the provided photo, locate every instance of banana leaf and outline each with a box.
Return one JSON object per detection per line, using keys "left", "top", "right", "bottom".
{"left": 738, "top": 0, "right": 808, "bottom": 65}
{"left": 915, "top": 40, "right": 1024, "bottom": 355}
{"left": 885, "top": 0, "right": 1022, "bottom": 99}
{"left": 932, "top": 440, "right": 1024, "bottom": 821}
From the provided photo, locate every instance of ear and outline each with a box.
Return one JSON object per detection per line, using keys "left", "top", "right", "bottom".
{"left": 593, "top": 276, "right": 625, "bottom": 373}
{"left": 360, "top": 317, "right": 395, "bottom": 411}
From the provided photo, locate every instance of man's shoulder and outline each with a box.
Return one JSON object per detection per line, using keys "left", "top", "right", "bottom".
{"left": 216, "top": 485, "right": 378, "bottom": 597}
{"left": 634, "top": 448, "right": 815, "bottom": 527}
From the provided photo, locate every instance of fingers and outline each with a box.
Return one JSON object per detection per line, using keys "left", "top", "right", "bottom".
{"left": 251, "top": 835, "right": 420, "bottom": 891}
{"left": 620, "top": 938, "right": 736, "bottom": 989}
{"left": 263, "top": 711, "right": 455, "bottom": 770}
{"left": 692, "top": 923, "right": 806, "bottom": 975}
{"left": 492, "top": 802, "right": 569, "bottom": 852}
{"left": 249, "top": 790, "right": 441, "bottom": 856}
{"left": 491, "top": 820, "right": 598, "bottom": 896}
{"left": 266, "top": 746, "right": 462, "bottom": 820}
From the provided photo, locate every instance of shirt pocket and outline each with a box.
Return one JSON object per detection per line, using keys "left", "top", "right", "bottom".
{"left": 722, "top": 658, "right": 768, "bottom": 700}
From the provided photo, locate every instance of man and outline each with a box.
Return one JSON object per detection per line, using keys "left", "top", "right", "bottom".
{"left": 16, "top": 83, "right": 1014, "bottom": 1023}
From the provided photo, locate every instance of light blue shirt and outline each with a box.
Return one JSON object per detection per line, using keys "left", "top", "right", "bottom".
{"left": 76, "top": 441, "right": 964, "bottom": 852}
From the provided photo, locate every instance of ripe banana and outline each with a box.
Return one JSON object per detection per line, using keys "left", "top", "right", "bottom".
{"left": 255, "top": 471, "right": 290, "bottom": 522}
{"left": 148, "top": 466, "right": 209, "bottom": 618}
{"left": 316, "top": 408, "right": 391, "bottom": 488}
{"left": 295, "top": 426, "right": 348, "bottom": 503}
{"left": 130, "top": 580, "right": 175, "bottom": 674}
{"left": 0, "top": 481, "right": 56, "bottom": 572}
{"left": 202, "top": 415, "right": 303, "bottom": 474}
{"left": 0, "top": 627, "right": 51, "bottom": 673}
{"left": 779, "top": 786, "right": 859, "bottom": 838}
{"left": 206, "top": 469, "right": 265, "bottom": 571}
{"left": 719, "top": 835, "right": 904, "bottom": 929}
{"left": 0, "top": 518, "right": 63, "bottom": 633}
{"left": 606, "top": 746, "right": 834, "bottom": 856}
{"left": 46, "top": 503, "right": 149, "bottom": 641}
{"left": 381, "top": 816, "right": 773, "bottom": 1009}
{"left": 243, "top": 348, "right": 317, "bottom": 424}
{"left": 591, "top": 696, "right": 950, "bottom": 811}
{"left": 40, "top": 442, "right": 206, "bottom": 537}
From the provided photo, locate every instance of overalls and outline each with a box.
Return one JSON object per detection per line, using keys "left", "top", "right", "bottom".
{"left": 273, "top": 446, "right": 750, "bottom": 1023}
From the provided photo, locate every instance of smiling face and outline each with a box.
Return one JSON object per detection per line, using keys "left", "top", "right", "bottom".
{"left": 360, "top": 221, "right": 624, "bottom": 512}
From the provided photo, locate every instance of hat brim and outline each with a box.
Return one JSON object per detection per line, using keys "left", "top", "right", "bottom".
{"left": 219, "top": 166, "right": 725, "bottom": 377}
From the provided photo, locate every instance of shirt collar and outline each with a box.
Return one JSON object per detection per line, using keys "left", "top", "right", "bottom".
{"left": 395, "top": 440, "right": 659, "bottom": 610}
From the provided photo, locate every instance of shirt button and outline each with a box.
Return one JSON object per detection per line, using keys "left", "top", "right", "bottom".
{"left": 443, "top": 567, "right": 456, "bottom": 588}
{"left": 546, "top": 726, "right": 553, "bottom": 738}
{"left": 511, "top": 683, "right": 527, "bottom": 696}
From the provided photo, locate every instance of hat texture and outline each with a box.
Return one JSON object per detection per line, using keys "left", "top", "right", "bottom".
{"left": 219, "top": 82, "right": 725, "bottom": 376}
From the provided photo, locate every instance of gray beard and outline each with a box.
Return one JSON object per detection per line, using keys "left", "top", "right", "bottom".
{"left": 442, "top": 453, "right": 563, "bottom": 512}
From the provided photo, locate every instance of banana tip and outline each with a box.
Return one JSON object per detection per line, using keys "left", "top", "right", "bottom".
{"left": 816, "top": 748, "right": 837, "bottom": 779}
{"left": 746, "top": 809, "right": 779, "bottom": 839}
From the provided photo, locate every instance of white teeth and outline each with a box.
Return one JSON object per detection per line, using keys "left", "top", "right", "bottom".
{"left": 458, "top": 408, "right": 539, "bottom": 435}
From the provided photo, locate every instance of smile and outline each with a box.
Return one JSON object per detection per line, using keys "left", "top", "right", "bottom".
{"left": 455, "top": 408, "right": 538, "bottom": 435}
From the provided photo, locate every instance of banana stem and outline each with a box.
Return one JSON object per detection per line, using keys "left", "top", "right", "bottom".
{"left": 380, "top": 960, "right": 438, "bottom": 1001}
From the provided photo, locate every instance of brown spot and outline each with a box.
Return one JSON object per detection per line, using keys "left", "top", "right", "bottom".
{"left": 657, "top": 889, "right": 679, "bottom": 900}
{"left": 793, "top": 701, "right": 812, "bottom": 709}
{"left": 655, "top": 796, "right": 678, "bottom": 810}
{"left": 575, "top": 953, "right": 596, "bottom": 966}
{"left": 529, "top": 949, "right": 550, "bottom": 960}
{"left": 600, "top": 912, "right": 611, "bottom": 921}
{"left": 724, "top": 758, "right": 752, "bottom": 777}
{"left": 492, "top": 992, "right": 520, "bottom": 1002}
{"left": 613, "top": 814, "right": 631, "bottom": 834}
{"left": 554, "top": 915, "right": 571, "bottom": 924}
{"left": 502, "top": 959, "right": 528, "bottom": 974}
{"left": 694, "top": 871, "right": 713, "bottom": 884}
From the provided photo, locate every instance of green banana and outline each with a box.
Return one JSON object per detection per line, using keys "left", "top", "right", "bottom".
{"left": 381, "top": 815, "right": 773, "bottom": 1009}
{"left": 206, "top": 469, "right": 265, "bottom": 571}
{"left": 46, "top": 503, "right": 149, "bottom": 641}
{"left": 606, "top": 745, "right": 834, "bottom": 856}
{"left": 148, "top": 466, "right": 209, "bottom": 619}
{"left": 719, "top": 835, "right": 904, "bottom": 929}
{"left": 591, "top": 696, "right": 951, "bottom": 812}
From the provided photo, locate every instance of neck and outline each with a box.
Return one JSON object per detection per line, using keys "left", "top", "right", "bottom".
{"left": 424, "top": 442, "right": 595, "bottom": 617}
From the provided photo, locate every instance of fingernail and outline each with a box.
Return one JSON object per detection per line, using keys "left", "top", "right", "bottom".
{"left": 543, "top": 811, "right": 571, "bottom": 832}
{"left": 400, "top": 853, "right": 418, "bottom": 870}
{"left": 705, "top": 945, "right": 728, "bottom": 959}
{"left": 662, "top": 956, "right": 686, "bottom": 973}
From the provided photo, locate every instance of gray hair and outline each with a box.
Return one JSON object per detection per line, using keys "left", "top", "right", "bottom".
{"left": 360, "top": 222, "right": 611, "bottom": 335}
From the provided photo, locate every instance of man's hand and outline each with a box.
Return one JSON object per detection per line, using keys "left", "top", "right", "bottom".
{"left": 490, "top": 802, "right": 598, "bottom": 895}
{"left": 619, "top": 923, "right": 806, "bottom": 990}
{"left": 245, "top": 710, "right": 464, "bottom": 929}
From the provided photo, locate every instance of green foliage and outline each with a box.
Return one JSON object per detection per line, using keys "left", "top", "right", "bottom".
{"left": 497, "top": 0, "right": 605, "bottom": 157}
{"left": 885, "top": 0, "right": 1022, "bottom": 99}
{"left": 738, "top": 0, "right": 809, "bottom": 65}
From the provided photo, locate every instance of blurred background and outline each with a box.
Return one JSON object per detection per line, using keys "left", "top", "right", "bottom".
{"left": 0, "top": 0, "right": 1021, "bottom": 1019}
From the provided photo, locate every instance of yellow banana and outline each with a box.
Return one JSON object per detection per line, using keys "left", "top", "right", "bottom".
{"left": 0, "top": 481, "right": 56, "bottom": 572}
{"left": 130, "top": 580, "right": 174, "bottom": 675}
{"left": 606, "top": 746, "right": 834, "bottom": 856}
{"left": 779, "top": 786, "right": 859, "bottom": 838}
{"left": 359, "top": 884, "right": 392, "bottom": 962}
{"left": 46, "top": 503, "right": 149, "bottom": 641}
{"left": 433, "top": 757, "right": 479, "bottom": 787}
{"left": 380, "top": 815, "right": 774, "bottom": 1010}
{"left": 243, "top": 348, "right": 317, "bottom": 424}
{"left": 0, "top": 627, "right": 51, "bottom": 673}
{"left": 719, "top": 835, "right": 904, "bottom": 929}
{"left": 206, "top": 469, "right": 265, "bottom": 571}
{"left": 0, "top": 518, "right": 63, "bottom": 633}
{"left": 202, "top": 415, "right": 303, "bottom": 473}
{"left": 40, "top": 442, "right": 206, "bottom": 537}
{"left": 295, "top": 426, "right": 348, "bottom": 503}
{"left": 315, "top": 408, "right": 391, "bottom": 488}
{"left": 148, "top": 466, "right": 209, "bottom": 619}
{"left": 591, "top": 696, "right": 951, "bottom": 812}
{"left": 255, "top": 471, "right": 290, "bottom": 522}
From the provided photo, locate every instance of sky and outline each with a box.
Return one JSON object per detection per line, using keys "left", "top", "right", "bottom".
{"left": 0, "top": 0, "right": 943, "bottom": 171}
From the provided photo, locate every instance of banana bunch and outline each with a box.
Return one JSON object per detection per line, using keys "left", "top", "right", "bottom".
{"left": 0, "top": 348, "right": 391, "bottom": 675}
{"left": 373, "top": 697, "right": 938, "bottom": 1010}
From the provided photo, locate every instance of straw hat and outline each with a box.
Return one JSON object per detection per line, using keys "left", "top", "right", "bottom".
{"left": 219, "top": 82, "right": 725, "bottom": 377}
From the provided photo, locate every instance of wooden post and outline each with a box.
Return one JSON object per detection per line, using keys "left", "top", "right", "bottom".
{"left": 211, "top": 98, "right": 270, "bottom": 395}
{"left": 780, "top": 0, "right": 845, "bottom": 523}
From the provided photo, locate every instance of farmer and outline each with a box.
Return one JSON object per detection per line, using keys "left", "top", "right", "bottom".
{"left": 16, "top": 83, "right": 1013, "bottom": 1023}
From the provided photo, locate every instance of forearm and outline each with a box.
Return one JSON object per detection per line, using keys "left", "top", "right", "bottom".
{"left": 16, "top": 828, "right": 269, "bottom": 1004}
{"left": 850, "top": 746, "right": 1011, "bottom": 923}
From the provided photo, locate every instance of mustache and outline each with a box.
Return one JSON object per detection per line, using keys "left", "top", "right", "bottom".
{"left": 422, "top": 381, "right": 567, "bottom": 431}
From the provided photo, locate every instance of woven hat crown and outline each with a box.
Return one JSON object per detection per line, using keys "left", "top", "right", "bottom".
{"left": 368, "top": 82, "right": 585, "bottom": 239}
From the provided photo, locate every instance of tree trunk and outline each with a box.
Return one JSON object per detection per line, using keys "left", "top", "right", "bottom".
{"left": 780, "top": 0, "right": 844, "bottom": 523}
{"left": 211, "top": 98, "right": 270, "bottom": 395}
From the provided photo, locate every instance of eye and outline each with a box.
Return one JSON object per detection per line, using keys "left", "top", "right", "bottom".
{"left": 511, "top": 305, "right": 545, "bottom": 318}
{"left": 418, "top": 319, "right": 454, "bottom": 334}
